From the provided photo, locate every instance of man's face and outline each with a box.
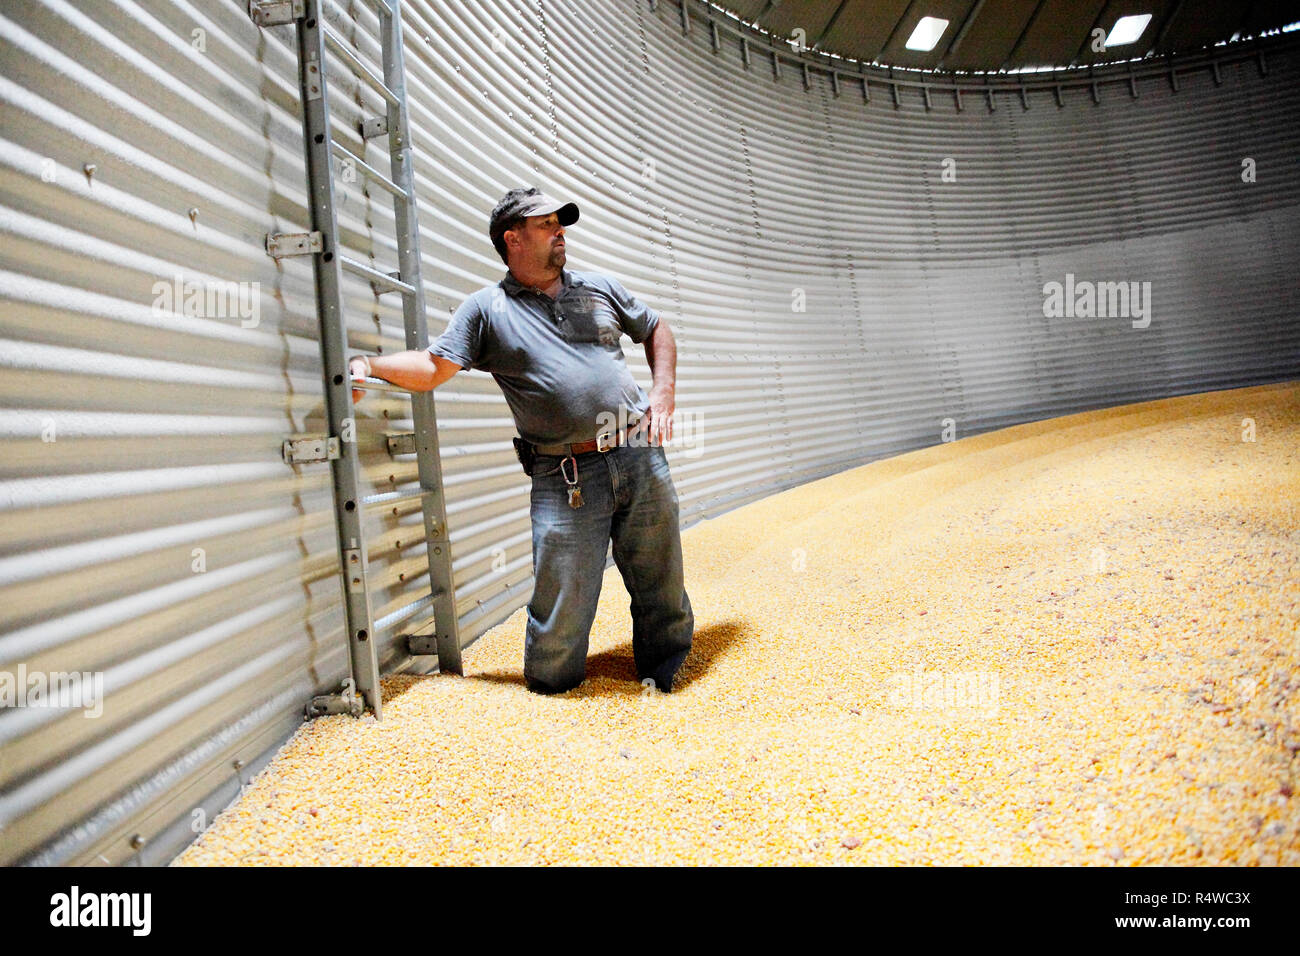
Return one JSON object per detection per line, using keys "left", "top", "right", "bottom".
{"left": 508, "top": 212, "right": 566, "bottom": 271}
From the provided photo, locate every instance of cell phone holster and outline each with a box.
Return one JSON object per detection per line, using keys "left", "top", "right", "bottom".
{"left": 512, "top": 436, "right": 537, "bottom": 477}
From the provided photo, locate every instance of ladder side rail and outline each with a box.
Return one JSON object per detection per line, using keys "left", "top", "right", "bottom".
{"left": 297, "top": 0, "right": 384, "bottom": 716}
{"left": 379, "top": 0, "right": 463, "bottom": 674}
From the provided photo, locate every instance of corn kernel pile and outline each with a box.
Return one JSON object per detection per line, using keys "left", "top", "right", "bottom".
{"left": 174, "top": 383, "right": 1298, "bottom": 865}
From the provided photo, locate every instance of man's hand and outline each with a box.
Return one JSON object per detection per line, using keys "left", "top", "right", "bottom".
{"left": 641, "top": 381, "right": 675, "bottom": 446}
{"left": 346, "top": 351, "right": 461, "bottom": 399}
{"left": 348, "top": 355, "right": 371, "bottom": 404}
{"left": 639, "top": 321, "right": 677, "bottom": 447}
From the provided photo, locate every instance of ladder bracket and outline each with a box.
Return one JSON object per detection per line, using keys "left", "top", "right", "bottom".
{"left": 404, "top": 614, "right": 444, "bottom": 656}
{"left": 248, "top": 0, "right": 304, "bottom": 28}
{"left": 361, "top": 115, "right": 390, "bottom": 139}
{"left": 386, "top": 432, "right": 416, "bottom": 456}
{"left": 305, "top": 54, "right": 322, "bottom": 101}
{"left": 266, "top": 231, "right": 323, "bottom": 258}
{"left": 344, "top": 548, "right": 366, "bottom": 594}
{"left": 406, "top": 634, "right": 439, "bottom": 655}
{"left": 305, "top": 678, "right": 364, "bottom": 718}
{"left": 282, "top": 435, "right": 340, "bottom": 465}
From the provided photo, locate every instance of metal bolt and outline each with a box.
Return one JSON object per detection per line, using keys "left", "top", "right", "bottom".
{"left": 129, "top": 833, "right": 145, "bottom": 849}
{"left": 233, "top": 758, "right": 245, "bottom": 771}
{"left": 83, "top": 163, "right": 96, "bottom": 182}
{"left": 188, "top": 207, "right": 200, "bottom": 224}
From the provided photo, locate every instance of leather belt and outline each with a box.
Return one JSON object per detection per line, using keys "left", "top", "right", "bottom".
{"left": 532, "top": 417, "right": 644, "bottom": 457}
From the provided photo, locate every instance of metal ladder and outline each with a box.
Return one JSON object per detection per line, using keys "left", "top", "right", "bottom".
{"left": 251, "top": 0, "right": 462, "bottom": 720}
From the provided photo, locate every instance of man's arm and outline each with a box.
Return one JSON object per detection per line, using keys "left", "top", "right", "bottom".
{"left": 349, "top": 350, "right": 461, "bottom": 402}
{"left": 641, "top": 320, "right": 677, "bottom": 445}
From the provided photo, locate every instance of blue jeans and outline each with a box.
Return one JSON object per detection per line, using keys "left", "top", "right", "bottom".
{"left": 524, "top": 442, "right": 694, "bottom": 694}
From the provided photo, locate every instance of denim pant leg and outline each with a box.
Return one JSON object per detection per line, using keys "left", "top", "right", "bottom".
{"left": 524, "top": 453, "right": 614, "bottom": 693}
{"left": 609, "top": 443, "right": 694, "bottom": 691}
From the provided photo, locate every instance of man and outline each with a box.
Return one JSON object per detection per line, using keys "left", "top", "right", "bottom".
{"left": 348, "top": 187, "right": 694, "bottom": 695}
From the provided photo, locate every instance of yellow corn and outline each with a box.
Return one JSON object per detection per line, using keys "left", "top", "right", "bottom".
{"left": 173, "top": 383, "right": 1299, "bottom": 866}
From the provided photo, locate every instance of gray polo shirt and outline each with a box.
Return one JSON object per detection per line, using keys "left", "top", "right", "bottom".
{"left": 428, "top": 268, "right": 661, "bottom": 446}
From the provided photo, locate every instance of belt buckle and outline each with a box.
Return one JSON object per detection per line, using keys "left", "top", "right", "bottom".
{"left": 595, "top": 430, "right": 614, "bottom": 453}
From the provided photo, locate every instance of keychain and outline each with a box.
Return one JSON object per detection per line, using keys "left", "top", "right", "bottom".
{"left": 561, "top": 454, "right": 584, "bottom": 509}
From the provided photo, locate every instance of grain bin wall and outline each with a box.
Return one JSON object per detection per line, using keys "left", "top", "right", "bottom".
{"left": 0, "top": 0, "right": 1297, "bottom": 866}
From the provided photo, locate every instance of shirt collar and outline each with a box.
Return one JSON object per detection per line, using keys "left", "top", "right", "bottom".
{"left": 501, "top": 268, "right": 582, "bottom": 298}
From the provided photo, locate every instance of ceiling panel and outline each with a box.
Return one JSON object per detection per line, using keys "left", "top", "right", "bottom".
{"left": 1241, "top": 0, "right": 1300, "bottom": 34}
{"left": 752, "top": 0, "right": 846, "bottom": 49}
{"left": 1156, "top": 3, "right": 1246, "bottom": 52}
{"left": 707, "top": 0, "right": 1300, "bottom": 70}
{"left": 716, "top": 0, "right": 770, "bottom": 18}
{"left": 863, "top": 0, "right": 977, "bottom": 69}
{"left": 813, "top": 0, "right": 922, "bottom": 62}
{"left": 938, "top": 0, "right": 1045, "bottom": 72}
{"left": 1073, "top": 0, "right": 1179, "bottom": 66}
{"left": 1000, "top": 0, "right": 1107, "bottom": 68}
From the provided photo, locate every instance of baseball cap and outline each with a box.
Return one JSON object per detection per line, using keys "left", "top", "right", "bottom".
{"left": 490, "top": 188, "right": 580, "bottom": 239}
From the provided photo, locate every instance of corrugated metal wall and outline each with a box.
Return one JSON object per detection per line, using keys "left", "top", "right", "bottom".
{"left": 1, "top": 0, "right": 1297, "bottom": 866}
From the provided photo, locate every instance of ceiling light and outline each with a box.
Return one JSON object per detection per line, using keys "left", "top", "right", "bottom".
{"left": 1106, "top": 13, "right": 1152, "bottom": 47}
{"left": 905, "top": 16, "right": 950, "bottom": 52}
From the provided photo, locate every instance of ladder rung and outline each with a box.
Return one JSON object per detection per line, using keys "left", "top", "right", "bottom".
{"left": 323, "top": 25, "right": 399, "bottom": 108}
{"left": 340, "top": 254, "right": 415, "bottom": 295}
{"left": 353, "top": 0, "right": 394, "bottom": 18}
{"left": 331, "top": 140, "right": 408, "bottom": 202}
{"left": 363, "top": 487, "right": 439, "bottom": 507}
{"left": 352, "top": 374, "right": 411, "bottom": 394}
{"left": 374, "top": 591, "right": 437, "bottom": 632}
